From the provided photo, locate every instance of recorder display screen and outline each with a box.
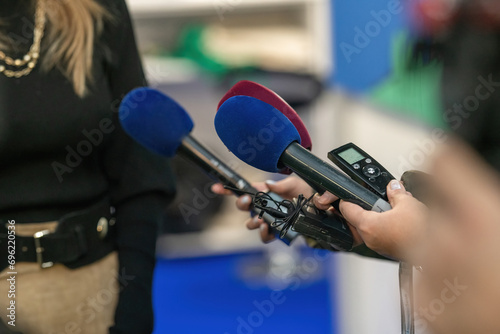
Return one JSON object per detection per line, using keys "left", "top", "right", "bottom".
{"left": 338, "top": 148, "right": 365, "bottom": 164}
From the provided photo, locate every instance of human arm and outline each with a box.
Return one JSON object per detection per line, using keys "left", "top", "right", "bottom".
{"left": 100, "top": 1, "right": 176, "bottom": 332}
{"left": 413, "top": 139, "right": 500, "bottom": 334}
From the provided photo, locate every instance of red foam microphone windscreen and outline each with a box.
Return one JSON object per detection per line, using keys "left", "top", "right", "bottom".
{"left": 218, "top": 80, "right": 313, "bottom": 150}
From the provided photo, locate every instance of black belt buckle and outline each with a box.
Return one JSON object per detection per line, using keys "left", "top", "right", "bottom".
{"left": 33, "top": 229, "right": 54, "bottom": 269}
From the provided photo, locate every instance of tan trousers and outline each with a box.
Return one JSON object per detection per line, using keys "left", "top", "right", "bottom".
{"left": 0, "top": 222, "right": 118, "bottom": 334}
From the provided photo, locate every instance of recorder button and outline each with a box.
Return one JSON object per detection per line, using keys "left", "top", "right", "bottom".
{"left": 363, "top": 165, "right": 381, "bottom": 178}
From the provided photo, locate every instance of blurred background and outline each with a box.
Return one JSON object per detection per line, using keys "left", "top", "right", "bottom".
{"left": 125, "top": 0, "right": 442, "bottom": 333}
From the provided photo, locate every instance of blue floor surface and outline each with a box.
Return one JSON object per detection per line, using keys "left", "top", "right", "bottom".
{"left": 152, "top": 249, "right": 336, "bottom": 334}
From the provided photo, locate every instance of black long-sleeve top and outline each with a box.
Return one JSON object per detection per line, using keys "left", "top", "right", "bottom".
{"left": 0, "top": 1, "right": 175, "bottom": 332}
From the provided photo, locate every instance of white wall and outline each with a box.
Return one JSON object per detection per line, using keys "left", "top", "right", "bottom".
{"left": 311, "top": 91, "right": 433, "bottom": 334}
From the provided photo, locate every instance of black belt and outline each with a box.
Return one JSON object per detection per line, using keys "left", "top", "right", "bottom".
{"left": 0, "top": 200, "right": 116, "bottom": 271}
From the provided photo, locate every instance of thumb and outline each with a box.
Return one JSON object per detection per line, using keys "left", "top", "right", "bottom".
{"left": 387, "top": 180, "right": 407, "bottom": 207}
{"left": 339, "top": 200, "right": 371, "bottom": 228}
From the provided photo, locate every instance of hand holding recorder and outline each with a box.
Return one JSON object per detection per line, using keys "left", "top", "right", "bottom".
{"left": 213, "top": 80, "right": 429, "bottom": 260}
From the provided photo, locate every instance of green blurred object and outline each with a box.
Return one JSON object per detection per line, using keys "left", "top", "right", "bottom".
{"left": 370, "top": 32, "right": 445, "bottom": 128}
{"left": 173, "top": 25, "right": 255, "bottom": 78}
{"left": 173, "top": 25, "right": 228, "bottom": 76}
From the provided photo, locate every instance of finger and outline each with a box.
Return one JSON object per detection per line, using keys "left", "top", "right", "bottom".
{"left": 386, "top": 180, "right": 409, "bottom": 207}
{"left": 339, "top": 200, "right": 375, "bottom": 229}
{"left": 252, "top": 182, "right": 270, "bottom": 193}
{"left": 265, "top": 177, "right": 313, "bottom": 199}
{"left": 259, "top": 223, "right": 276, "bottom": 243}
{"left": 210, "top": 183, "right": 233, "bottom": 196}
{"left": 313, "top": 191, "right": 338, "bottom": 210}
{"left": 345, "top": 222, "right": 364, "bottom": 247}
{"left": 339, "top": 200, "right": 386, "bottom": 254}
{"left": 236, "top": 195, "right": 253, "bottom": 211}
{"left": 387, "top": 179, "right": 405, "bottom": 192}
{"left": 238, "top": 182, "right": 268, "bottom": 211}
{"left": 246, "top": 216, "right": 261, "bottom": 230}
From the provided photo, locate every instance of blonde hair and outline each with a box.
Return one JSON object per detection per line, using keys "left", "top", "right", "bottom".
{"left": 1, "top": 0, "right": 111, "bottom": 97}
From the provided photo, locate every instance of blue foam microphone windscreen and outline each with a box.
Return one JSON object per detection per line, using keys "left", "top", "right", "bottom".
{"left": 215, "top": 95, "right": 301, "bottom": 173}
{"left": 217, "top": 80, "right": 312, "bottom": 150}
{"left": 119, "top": 87, "right": 194, "bottom": 157}
{"left": 119, "top": 88, "right": 300, "bottom": 244}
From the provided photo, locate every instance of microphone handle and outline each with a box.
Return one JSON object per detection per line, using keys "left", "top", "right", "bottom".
{"left": 180, "top": 136, "right": 254, "bottom": 192}
{"left": 280, "top": 143, "right": 392, "bottom": 212}
{"left": 179, "top": 136, "right": 299, "bottom": 244}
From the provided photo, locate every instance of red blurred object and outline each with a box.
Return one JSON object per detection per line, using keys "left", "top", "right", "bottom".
{"left": 412, "top": 0, "right": 500, "bottom": 35}
{"left": 412, "top": 0, "right": 459, "bottom": 34}
{"left": 474, "top": 0, "right": 500, "bottom": 29}
{"left": 218, "top": 80, "right": 313, "bottom": 151}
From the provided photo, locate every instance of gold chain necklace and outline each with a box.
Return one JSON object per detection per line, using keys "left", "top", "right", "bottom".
{"left": 0, "top": 0, "right": 46, "bottom": 78}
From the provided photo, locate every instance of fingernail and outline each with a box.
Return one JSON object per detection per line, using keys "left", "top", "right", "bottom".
{"left": 253, "top": 216, "right": 260, "bottom": 224}
{"left": 260, "top": 223, "right": 266, "bottom": 231}
{"left": 265, "top": 180, "right": 276, "bottom": 185}
{"left": 241, "top": 195, "right": 251, "bottom": 204}
{"left": 390, "top": 180, "right": 402, "bottom": 190}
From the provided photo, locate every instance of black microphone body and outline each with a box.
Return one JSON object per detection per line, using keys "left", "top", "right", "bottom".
{"left": 179, "top": 136, "right": 255, "bottom": 192}
{"left": 180, "top": 138, "right": 356, "bottom": 250}
{"left": 177, "top": 136, "right": 299, "bottom": 244}
{"left": 280, "top": 142, "right": 392, "bottom": 212}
